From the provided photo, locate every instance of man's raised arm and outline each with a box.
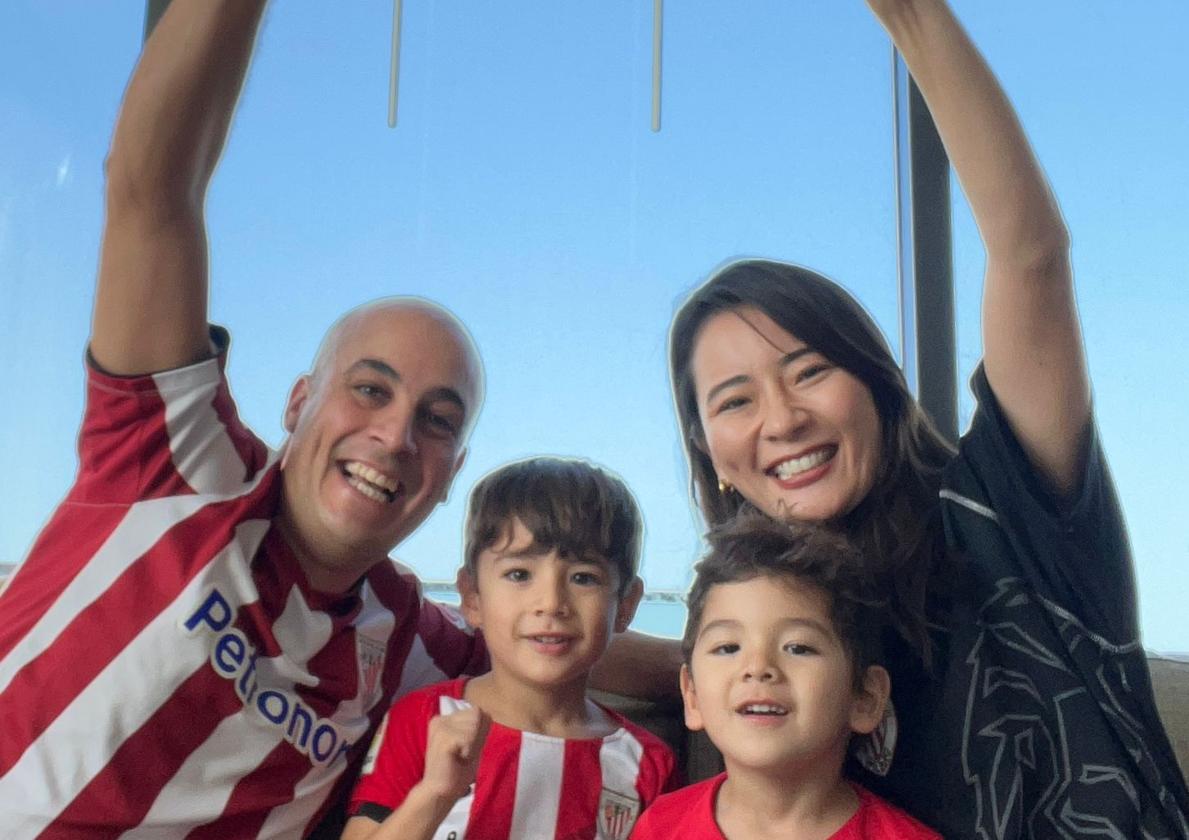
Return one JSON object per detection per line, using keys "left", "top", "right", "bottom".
{"left": 92, "top": 0, "right": 270, "bottom": 376}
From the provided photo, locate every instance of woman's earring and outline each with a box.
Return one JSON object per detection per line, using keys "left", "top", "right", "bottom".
{"left": 717, "top": 477, "right": 733, "bottom": 495}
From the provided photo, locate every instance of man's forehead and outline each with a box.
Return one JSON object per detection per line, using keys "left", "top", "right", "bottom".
{"left": 325, "top": 302, "right": 481, "bottom": 398}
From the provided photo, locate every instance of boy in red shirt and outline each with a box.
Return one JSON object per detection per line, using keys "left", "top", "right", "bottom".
{"left": 632, "top": 517, "right": 939, "bottom": 840}
{"left": 344, "top": 457, "right": 676, "bottom": 840}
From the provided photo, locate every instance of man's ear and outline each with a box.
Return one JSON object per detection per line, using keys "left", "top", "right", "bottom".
{"left": 679, "top": 664, "right": 704, "bottom": 732}
{"left": 849, "top": 664, "right": 891, "bottom": 735}
{"left": 441, "top": 446, "right": 468, "bottom": 504}
{"left": 283, "top": 375, "right": 311, "bottom": 434}
{"left": 613, "top": 576, "right": 645, "bottom": 633}
{"left": 456, "top": 567, "right": 482, "bottom": 628}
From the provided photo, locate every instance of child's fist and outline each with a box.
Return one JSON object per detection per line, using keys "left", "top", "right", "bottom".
{"left": 421, "top": 705, "right": 492, "bottom": 803}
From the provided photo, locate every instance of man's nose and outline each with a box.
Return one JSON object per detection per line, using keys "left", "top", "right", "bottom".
{"left": 372, "top": 400, "right": 418, "bottom": 455}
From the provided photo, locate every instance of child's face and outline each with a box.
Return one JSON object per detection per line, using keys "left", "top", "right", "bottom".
{"left": 680, "top": 575, "right": 886, "bottom": 775}
{"left": 459, "top": 517, "right": 642, "bottom": 691}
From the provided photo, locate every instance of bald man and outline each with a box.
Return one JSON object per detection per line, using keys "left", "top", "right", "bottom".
{"left": 0, "top": 2, "right": 673, "bottom": 837}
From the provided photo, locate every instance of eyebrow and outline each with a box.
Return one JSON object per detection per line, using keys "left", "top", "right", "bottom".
{"left": 702, "top": 346, "right": 816, "bottom": 406}
{"left": 348, "top": 358, "right": 467, "bottom": 414}
{"left": 697, "top": 615, "right": 833, "bottom": 640}
{"left": 493, "top": 548, "right": 607, "bottom": 565}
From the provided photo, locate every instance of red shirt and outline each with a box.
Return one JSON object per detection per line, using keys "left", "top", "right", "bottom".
{"left": 351, "top": 678, "right": 678, "bottom": 839}
{"left": 630, "top": 773, "right": 940, "bottom": 839}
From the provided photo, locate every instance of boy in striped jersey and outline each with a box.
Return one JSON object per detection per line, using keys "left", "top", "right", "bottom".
{"left": 345, "top": 458, "right": 678, "bottom": 840}
{"left": 631, "top": 517, "right": 939, "bottom": 839}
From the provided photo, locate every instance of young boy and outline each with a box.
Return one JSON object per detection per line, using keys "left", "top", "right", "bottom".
{"left": 343, "top": 457, "right": 677, "bottom": 840}
{"left": 631, "top": 516, "right": 939, "bottom": 840}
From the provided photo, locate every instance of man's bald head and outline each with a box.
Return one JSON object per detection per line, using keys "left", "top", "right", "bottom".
{"left": 309, "top": 297, "right": 484, "bottom": 440}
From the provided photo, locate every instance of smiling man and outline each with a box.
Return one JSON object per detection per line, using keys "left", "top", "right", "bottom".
{"left": 0, "top": 1, "right": 674, "bottom": 837}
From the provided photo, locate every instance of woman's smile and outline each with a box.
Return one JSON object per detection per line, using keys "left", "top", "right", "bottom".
{"left": 692, "top": 307, "right": 881, "bottom": 523}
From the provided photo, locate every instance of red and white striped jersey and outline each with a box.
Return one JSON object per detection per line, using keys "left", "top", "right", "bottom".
{"left": 0, "top": 339, "right": 487, "bottom": 839}
{"left": 349, "top": 678, "right": 677, "bottom": 840}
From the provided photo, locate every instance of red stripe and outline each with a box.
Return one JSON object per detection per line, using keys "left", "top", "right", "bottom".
{"left": 0, "top": 489, "right": 274, "bottom": 776}
{"left": 183, "top": 741, "right": 301, "bottom": 840}
{"left": 77, "top": 374, "right": 193, "bottom": 503}
{"left": 39, "top": 666, "right": 244, "bottom": 839}
{"left": 557, "top": 740, "right": 603, "bottom": 840}
{"left": 0, "top": 503, "right": 125, "bottom": 663}
{"left": 211, "top": 377, "right": 270, "bottom": 483}
{"left": 468, "top": 726, "right": 516, "bottom": 839}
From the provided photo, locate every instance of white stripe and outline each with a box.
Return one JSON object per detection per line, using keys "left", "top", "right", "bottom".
{"left": 939, "top": 489, "right": 1000, "bottom": 523}
{"left": 510, "top": 733, "right": 565, "bottom": 839}
{"left": 0, "top": 460, "right": 277, "bottom": 697}
{"left": 597, "top": 728, "right": 645, "bottom": 840}
{"left": 0, "top": 519, "right": 268, "bottom": 837}
{"left": 155, "top": 363, "right": 256, "bottom": 497}
{"left": 396, "top": 634, "right": 449, "bottom": 701}
{"left": 598, "top": 727, "right": 644, "bottom": 798}
{"left": 434, "top": 695, "right": 477, "bottom": 839}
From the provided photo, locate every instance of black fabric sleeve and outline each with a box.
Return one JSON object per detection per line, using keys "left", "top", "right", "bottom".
{"left": 351, "top": 801, "right": 394, "bottom": 824}
{"left": 955, "top": 364, "right": 1139, "bottom": 647}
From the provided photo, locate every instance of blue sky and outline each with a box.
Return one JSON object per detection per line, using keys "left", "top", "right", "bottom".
{"left": 1, "top": 1, "right": 1186, "bottom": 650}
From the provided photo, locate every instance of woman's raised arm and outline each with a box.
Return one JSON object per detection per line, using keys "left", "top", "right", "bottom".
{"left": 866, "top": 0, "right": 1090, "bottom": 494}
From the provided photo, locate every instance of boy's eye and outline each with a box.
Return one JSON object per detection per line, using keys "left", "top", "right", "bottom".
{"left": 708, "top": 642, "right": 739, "bottom": 656}
{"left": 571, "top": 570, "right": 603, "bottom": 587}
{"left": 783, "top": 642, "right": 817, "bottom": 656}
{"left": 502, "top": 568, "right": 530, "bottom": 583}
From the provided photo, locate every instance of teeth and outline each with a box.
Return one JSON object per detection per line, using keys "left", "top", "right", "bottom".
{"left": 344, "top": 462, "right": 399, "bottom": 499}
{"left": 346, "top": 476, "right": 391, "bottom": 503}
{"left": 742, "top": 704, "right": 788, "bottom": 715}
{"left": 532, "top": 636, "right": 568, "bottom": 644}
{"left": 773, "top": 448, "right": 832, "bottom": 480}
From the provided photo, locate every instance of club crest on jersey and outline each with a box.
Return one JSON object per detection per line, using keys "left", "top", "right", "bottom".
{"left": 597, "top": 788, "right": 640, "bottom": 840}
{"left": 357, "top": 633, "right": 386, "bottom": 705}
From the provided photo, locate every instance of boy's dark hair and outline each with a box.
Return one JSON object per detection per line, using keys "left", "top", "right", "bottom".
{"left": 464, "top": 457, "right": 642, "bottom": 595}
{"left": 682, "top": 513, "right": 887, "bottom": 689}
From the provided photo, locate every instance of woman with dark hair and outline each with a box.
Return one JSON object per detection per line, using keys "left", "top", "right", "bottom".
{"left": 669, "top": 1, "right": 1189, "bottom": 837}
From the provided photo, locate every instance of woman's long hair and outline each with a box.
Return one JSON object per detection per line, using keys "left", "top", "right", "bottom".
{"left": 669, "top": 259, "right": 956, "bottom": 662}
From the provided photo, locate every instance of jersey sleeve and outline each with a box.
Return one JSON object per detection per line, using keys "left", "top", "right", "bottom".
{"left": 417, "top": 598, "right": 489, "bottom": 679}
{"left": 948, "top": 364, "right": 1137, "bottom": 646}
{"left": 637, "top": 732, "right": 680, "bottom": 802}
{"left": 76, "top": 326, "right": 269, "bottom": 505}
{"left": 348, "top": 686, "right": 435, "bottom": 817}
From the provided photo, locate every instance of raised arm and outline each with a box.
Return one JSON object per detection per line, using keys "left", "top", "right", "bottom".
{"left": 92, "top": 0, "right": 270, "bottom": 376}
{"left": 867, "top": 0, "right": 1090, "bottom": 494}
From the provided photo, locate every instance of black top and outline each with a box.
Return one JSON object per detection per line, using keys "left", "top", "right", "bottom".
{"left": 850, "top": 367, "right": 1189, "bottom": 839}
